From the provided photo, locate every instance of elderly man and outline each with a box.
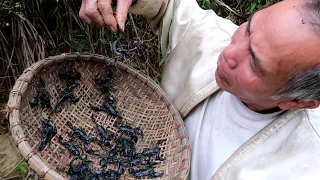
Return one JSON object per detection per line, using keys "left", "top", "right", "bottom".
{"left": 79, "top": 0, "right": 320, "bottom": 179}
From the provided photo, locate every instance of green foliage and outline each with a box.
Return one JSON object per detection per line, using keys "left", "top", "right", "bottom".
{"left": 197, "top": 0, "right": 214, "bottom": 10}
{"left": 245, "top": 0, "right": 271, "bottom": 13}
{"left": 155, "top": 75, "right": 162, "bottom": 85}
{"left": 197, "top": 0, "right": 282, "bottom": 24}
{"left": 0, "top": 1, "right": 22, "bottom": 18}
{"left": 17, "top": 161, "right": 28, "bottom": 176}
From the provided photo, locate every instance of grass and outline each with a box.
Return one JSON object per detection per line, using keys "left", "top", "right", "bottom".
{"left": 0, "top": 90, "right": 9, "bottom": 134}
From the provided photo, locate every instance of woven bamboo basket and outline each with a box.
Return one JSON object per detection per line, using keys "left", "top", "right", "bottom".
{"left": 6, "top": 53, "right": 190, "bottom": 180}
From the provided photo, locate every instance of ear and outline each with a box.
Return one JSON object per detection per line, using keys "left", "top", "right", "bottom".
{"left": 278, "top": 100, "right": 320, "bottom": 110}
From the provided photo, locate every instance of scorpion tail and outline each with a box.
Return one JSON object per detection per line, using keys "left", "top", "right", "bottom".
{"left": 58, "top": 135, "right": 63, "bottom": 143}
{"left": 115, "top": 118, "right": 122, "bottom": 127}
{"left": 66, "top": 121, "right": 74, "bottom": 130}
{"left": 91, "top": 114, "right": 98, "bottom": 125}
{"left": 69, "top": 156, "right": 79, "bottom": 166}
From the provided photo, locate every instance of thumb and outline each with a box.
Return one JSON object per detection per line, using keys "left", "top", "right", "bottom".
{"left": 116, "top": 0, "right": 133, "bottom": 32}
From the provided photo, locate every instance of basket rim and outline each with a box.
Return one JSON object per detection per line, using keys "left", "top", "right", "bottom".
{"left": 7, "top": 53, "right": 191, "bottom": 180}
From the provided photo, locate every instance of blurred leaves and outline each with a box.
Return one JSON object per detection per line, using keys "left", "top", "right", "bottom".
{"left": 197, "top": 0, "right": 216, "bottom": 10}
{"left": 197, "top": 0, "right": 281, "bottom": 24}
{"left": 0, "top": 135, "right": 23, "bottom": 178}
{"left": 17, "top": 161, "right": 29, "bottom": 176}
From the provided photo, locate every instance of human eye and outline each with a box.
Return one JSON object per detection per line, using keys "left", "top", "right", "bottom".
{"left": 249, "top": 57, "right": 256, "bottom": 72}
{"left": 246, "top": 22, "right": 250, "bottom": 36}
{"left": 248, "top": 47, "right": 256, "bottom": 72}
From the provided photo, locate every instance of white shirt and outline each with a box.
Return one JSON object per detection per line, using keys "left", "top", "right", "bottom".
{"left": 184, "top": 90, "right": 284, "bottom": 180}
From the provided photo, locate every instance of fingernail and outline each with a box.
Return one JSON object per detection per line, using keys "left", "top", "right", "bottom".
{"left": 120, "top": 22, "right": 125, "bottom": 32}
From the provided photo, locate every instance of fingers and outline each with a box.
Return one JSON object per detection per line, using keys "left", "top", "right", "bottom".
{"left": 98, "top": 0, "right": 117, "bottom": 32}
{"left": 85, "top": 0, "right": 106, "bottom": 26}
{"left": 79, "top": 0, "right": 92, "bottom": 24}
{"left": 79, "top": 0, "right": 133, "bottom": 32}
{"left": 116, "top": 0, "right": 133, "bottom": 32}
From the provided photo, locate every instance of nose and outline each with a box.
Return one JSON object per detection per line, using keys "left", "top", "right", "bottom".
{"left": 222, "top": 44, "right": 239, "bottom": 69}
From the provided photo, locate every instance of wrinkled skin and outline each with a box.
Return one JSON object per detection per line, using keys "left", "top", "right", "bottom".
{"left": 215, "top": 0, "right": 320, "bottom": 111}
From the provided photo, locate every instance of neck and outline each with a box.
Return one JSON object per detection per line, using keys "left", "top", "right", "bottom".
{"left": 243, "top": 102, "right": 282, "bottom": 114}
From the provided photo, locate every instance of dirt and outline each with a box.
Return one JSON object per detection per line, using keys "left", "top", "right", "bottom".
{"left": 0, "top": 134, "right": 22, "bottom": 178}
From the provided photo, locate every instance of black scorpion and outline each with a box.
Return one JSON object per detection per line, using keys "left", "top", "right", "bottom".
{"left": 91, "top": 115, "right": 113, "bottom": 147}
{"left": 29, "top": 79, "right": 52, "bottom": 110}
{"left": 67, "top": 121, "right": 93, "bottom": 144}
{"left": 116, "top": 119, "right": 143, "bottom": 139}
{"left": 94, "top": 70, "right": 114, "bottom": 94}
{"left": 58, "top": 135, "right": 81, "bottom": 157}
{"left": 105, "top": 148, "right": 119, "bottom": 164}
{"left": 68, "top": 157, "right": 95, "bottom": 180}
{"left": 129, "top": 166, "right": 164, "bottom": 179}
{"left": 91, "top": 102, "right": 121, "bottom": 118}
{"left": 53, "top": 89, "right": 79, "bottom": 112}
{"left": 116, "top": 137, "right": 137, "bottom": 158}
{"left": 140, "top": 139, "right": 167, "bottom": 161}
{"left": 104, "top": 163, "right": 125, "bottom": 180}
{"left": 38, "top": 119, "right": 57, "bottom": 151}
{"left": 59, "top": 69, "right": 81, "bottom": 90}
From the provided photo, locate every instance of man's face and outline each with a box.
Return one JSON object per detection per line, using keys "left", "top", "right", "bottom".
{"left": 216, "top": 0, "right": 320, "bottom": 111}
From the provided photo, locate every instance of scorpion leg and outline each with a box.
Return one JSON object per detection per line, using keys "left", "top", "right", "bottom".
{"left": 70, "top": 97, "right": 80, "bottom": 103}
{"left": 113, "top": 39, "right": 125, "bottom": 56}
{"left": 91, "top": 105, "right": 104, "bottom": 112}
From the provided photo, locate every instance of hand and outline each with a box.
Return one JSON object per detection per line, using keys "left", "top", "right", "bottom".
{"left": 79, "top": 0, "right": 133, "bottom": 32}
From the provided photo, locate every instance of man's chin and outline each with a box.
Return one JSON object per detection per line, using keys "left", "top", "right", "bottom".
{"left": 217, "top": 79, "right": 230, "bottom": 92}
{"left": 216, "top": 71, "right": 229, "bottom": 92}
{"left": 216, "top": 78, "right": 236, "bottom": 96}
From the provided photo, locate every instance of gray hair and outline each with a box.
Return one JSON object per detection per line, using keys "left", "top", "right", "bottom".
{"left": 302, "top": 0, "right": 320, "bottom": 29}
{"left": 272, "top": 66, "right": 320, "bottom": 101}
{"left": 271, "top": 1, "right": 320, "bottom": 101}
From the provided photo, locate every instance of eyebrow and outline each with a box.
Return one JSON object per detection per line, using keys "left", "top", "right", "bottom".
{"left": 247, "top": 12, "right": 266, "bottom": 76}
{"left": 247, "top": 11, "right": 256, "bottom": 35}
